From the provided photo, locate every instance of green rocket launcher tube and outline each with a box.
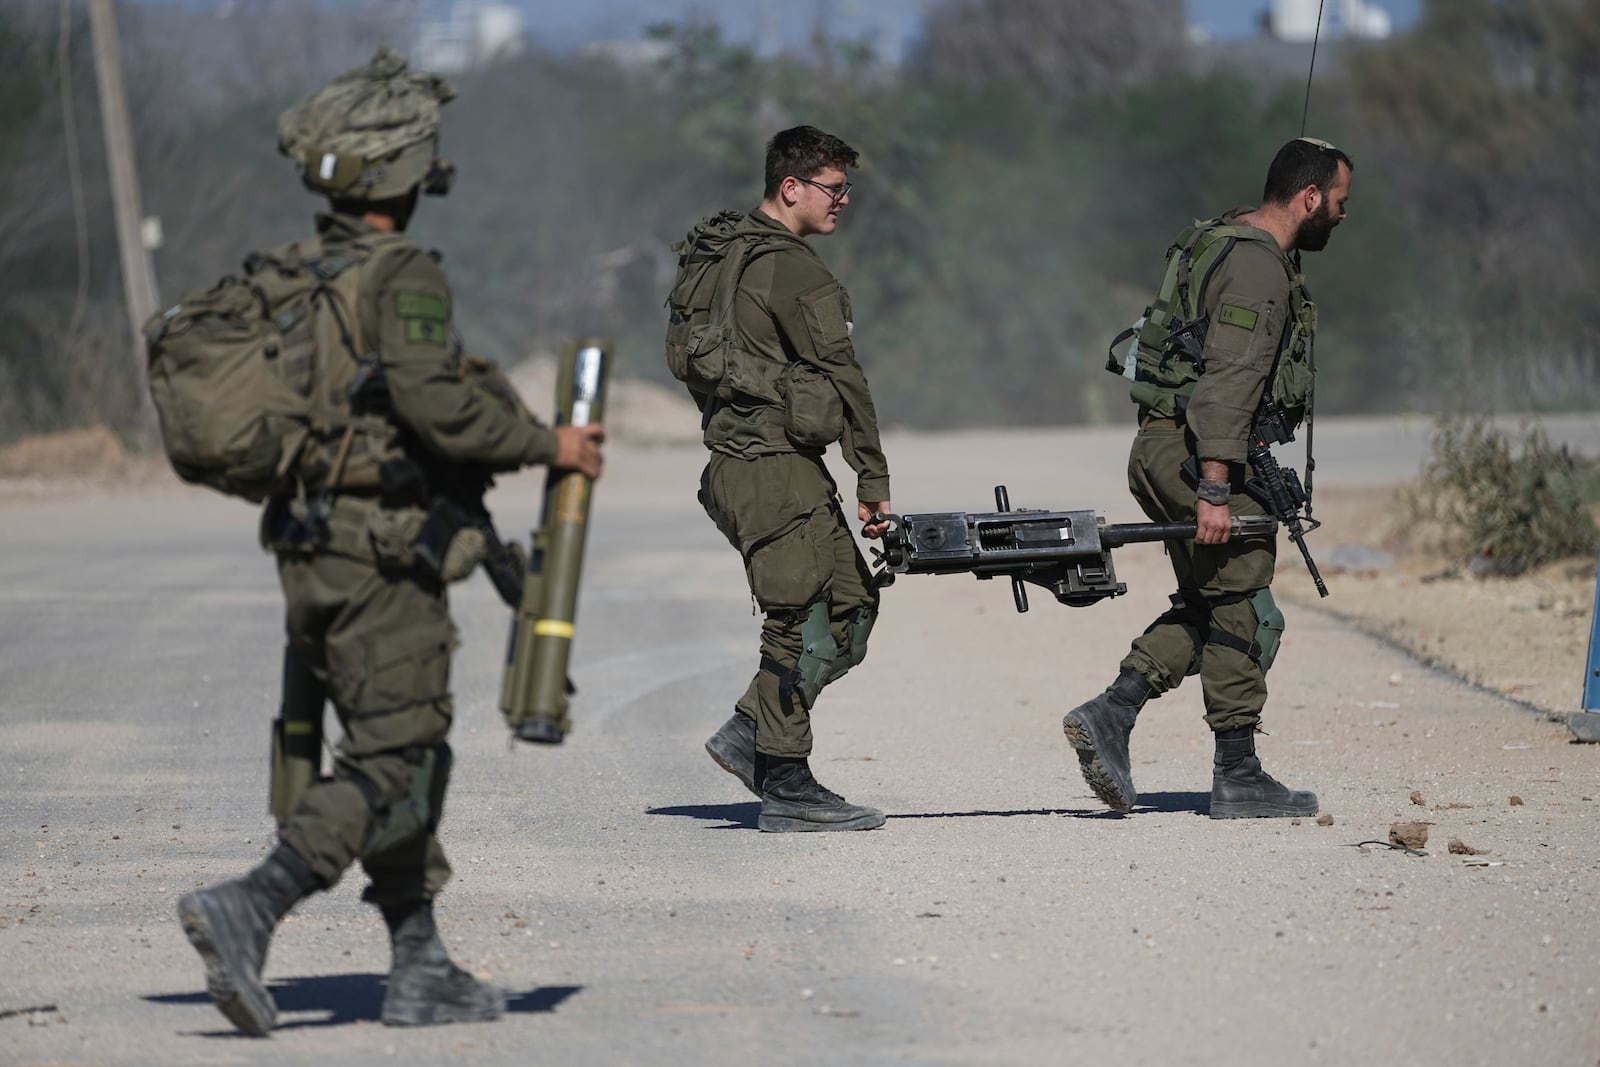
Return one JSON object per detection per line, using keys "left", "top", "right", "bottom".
{"left": 501, "top": 339, "right": 610, "bottom": 744}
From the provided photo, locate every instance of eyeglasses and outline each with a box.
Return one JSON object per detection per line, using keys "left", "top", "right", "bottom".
{"left": 795, "top": 175, "right": 852, "bottom": 202}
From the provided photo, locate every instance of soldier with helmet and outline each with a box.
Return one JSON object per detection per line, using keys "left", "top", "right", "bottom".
{"left": 1062, "top": 137, "right": 1353, "bottom": 820}
{"left": 175, "top": 48, "right": 604, "bottom": 1036}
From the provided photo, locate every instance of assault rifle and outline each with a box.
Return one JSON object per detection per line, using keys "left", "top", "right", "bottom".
{"left": 873, "top": 486, "right": 1278, "bottom": 613}
{"left": 1244, "top": 397, "right": 1328, "bottom": 597}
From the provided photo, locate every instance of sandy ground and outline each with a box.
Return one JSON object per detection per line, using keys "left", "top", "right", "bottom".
{"left": 1278, "top": 483, "right": 1598, "bottom": 720}
{"left": 3, "top": 399, "right": 1600, "bottom": 1066}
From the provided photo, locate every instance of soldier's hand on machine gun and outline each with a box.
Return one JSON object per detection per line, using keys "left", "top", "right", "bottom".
{"left": 554, "top": 424, "right": 606, "bottom": 479}
{"left": 1196, "top": 500, "right": 1232, "bottom": 544}
{"left": 1195, "top": 458, "right": 1232, "bottom": 544}
{"left": 859, "top": 500, "right": 892, "bottom": 539}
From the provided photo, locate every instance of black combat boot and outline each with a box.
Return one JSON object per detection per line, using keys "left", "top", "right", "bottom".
{"left": 1061, "top": 668, "right": 1154, "bottom": 813}
{"left": 756, "top": 755, "right": 886, "bottom": 832}
{"left": 704, "top": 710, "right": 758, "bottom": 796}
{"left": 1210, "top": 727, "right": 1319, "bottom": 819}
{"left": 379, "top": 900, "right": 506, "bottom": 1027}
{"left": 176, "top": 844, "right": 318, "bottom": 1036}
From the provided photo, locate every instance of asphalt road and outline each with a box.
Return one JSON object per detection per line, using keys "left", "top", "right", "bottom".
{"left": 3, "top": 417, "right": 1598, "bottom": 1066}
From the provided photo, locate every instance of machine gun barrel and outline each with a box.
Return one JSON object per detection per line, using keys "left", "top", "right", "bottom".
{"left": 876, "top": 485, "right": 1277, "bottom": 613}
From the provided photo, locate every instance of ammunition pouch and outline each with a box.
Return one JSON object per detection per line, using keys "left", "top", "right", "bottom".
{"left": 365, "top": 505, "right": 428, "bottom": 572}
{"left": 411, "top": 497, "right": 487, "bottom": 583}
{"left": 260, "top": 494, "right": 327, "bottom": 554}
{"left": 779, "top": 361, "right": 845, "bottom": 449}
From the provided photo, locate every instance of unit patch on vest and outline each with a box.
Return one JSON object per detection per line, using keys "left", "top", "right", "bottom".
{"left": 396, "top": 291, "right": 447, "bottom": 346}
{"left": 1217, "top": 304, "right": 1259, "bottom": 331}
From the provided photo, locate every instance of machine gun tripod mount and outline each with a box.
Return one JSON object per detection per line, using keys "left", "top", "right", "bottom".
{"left": 873, "top": 485, "right": 1278, "bottom": 613}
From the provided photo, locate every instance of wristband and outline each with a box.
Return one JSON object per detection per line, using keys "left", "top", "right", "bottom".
{"left": 1196, "top": 479, "right": 1232, "bottom": 506}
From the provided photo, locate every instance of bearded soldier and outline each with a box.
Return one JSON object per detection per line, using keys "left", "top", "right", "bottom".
{"left": 1063, "top": 138, "right": 1353, "bottom": 819}
{"left": 175, "top": 49, "right": 603, "bottom": 1035}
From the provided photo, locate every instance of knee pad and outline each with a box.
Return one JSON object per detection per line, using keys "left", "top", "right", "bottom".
{"left": 1202, "top": 589, "right": 1282, "bottom": 670}
{"left": 776, "top": 601, "right": 837, "bottom": 711}
{"left": 350, "top": 742, "right": 453, "bottom": 857}
{"left": 1246, "top": 589, "right": 1286, "bottom": 671}
{"left": 827, "top": 604, "right": 876, "bottom": 682}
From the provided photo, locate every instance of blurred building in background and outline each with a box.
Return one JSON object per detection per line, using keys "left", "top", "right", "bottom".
{"left": 1269, "top": 0, "right": 1392, "bottom": 41}
{"left": 415, "top": 1, "right": 524, "bottom": 72}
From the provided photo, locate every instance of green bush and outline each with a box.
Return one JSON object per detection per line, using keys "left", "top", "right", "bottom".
{"left": 1407, "top": 417, "right": 1600, "bottom": 574}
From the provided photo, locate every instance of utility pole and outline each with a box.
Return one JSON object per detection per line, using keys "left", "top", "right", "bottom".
{"left": 88, "top": 0, "right": 160, "bottom": 445}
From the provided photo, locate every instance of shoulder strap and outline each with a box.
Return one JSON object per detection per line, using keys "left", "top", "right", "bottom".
{"left": 706, "top": 228, "right": 806, "bottom": 332}
{"left": 1178, "top": 221, "right": 1292, "bottom": 320}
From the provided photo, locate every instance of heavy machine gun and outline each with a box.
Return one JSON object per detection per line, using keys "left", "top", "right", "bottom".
{"left": 873, "top": 485, "right": 1278, "bottom": 613}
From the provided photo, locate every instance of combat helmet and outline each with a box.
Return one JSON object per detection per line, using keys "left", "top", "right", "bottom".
{"left": 277, "top": 47, "right": 456, "bottom": 201}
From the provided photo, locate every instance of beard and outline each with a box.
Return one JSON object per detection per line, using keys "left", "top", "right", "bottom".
{"left": 1294, "top": 199, "right": 1339, "bottom": 252}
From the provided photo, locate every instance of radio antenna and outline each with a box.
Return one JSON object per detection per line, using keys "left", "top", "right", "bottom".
{"left": 1300, "top": 0, "right": 1327, "bottom": 134}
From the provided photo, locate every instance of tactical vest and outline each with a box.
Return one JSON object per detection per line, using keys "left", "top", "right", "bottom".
{"left": 1108, "top": 219, "right": 1316, "bottom": 427}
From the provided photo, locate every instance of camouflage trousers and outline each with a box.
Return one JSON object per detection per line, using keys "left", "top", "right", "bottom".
{"left": 699, "top": 452, "right": 878, "bottom": 759}
{"left": 1121, "top": 422, "right": 1282, "bottom": 733}
{"left": 271, "top": 496, "right": 457, "bottom": 906}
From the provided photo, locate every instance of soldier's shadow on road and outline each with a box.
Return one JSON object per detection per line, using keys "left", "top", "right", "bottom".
{"left": 646, "top": 793, "right": 1210, "bottom": 827}
{"left": 890, "top": 791, "right": 1212, "bottom": 820}
{"left": 646, "top": 802, "right": 760, "bottom": 829}
{"left": 147, "top": 975, "right": 582, "bottom": 1035}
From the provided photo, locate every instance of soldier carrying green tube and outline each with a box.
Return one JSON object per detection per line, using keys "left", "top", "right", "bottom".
{"left": 502, "top": 340, "right": 611, "bottom": 744}
{"left": 163, "top": 47, "right": 604, "bottom": 1039}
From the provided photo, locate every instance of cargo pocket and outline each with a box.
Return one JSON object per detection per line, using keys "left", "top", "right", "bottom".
{"left": 780, "top": 362, "right": 844, "bottom": 448}
{"left": 796, "top": 281, "right": 853, "bottom": 363}
{"left": 669, "top": 323, "right": 728, "bottom": 395}
{"left": 745, "top": 513, "right": 831, "bottom": 611}
{"left": 697, "top": 463, "right": 740, "bottom": 550}
{"left": 346, "top": 624, "right": 457, "bottom": 727}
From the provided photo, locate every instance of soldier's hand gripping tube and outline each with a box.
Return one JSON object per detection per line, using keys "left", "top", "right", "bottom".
{"left": 874, "top": 485, "right": 1278, "bottom": 613}
{"left": 1245, "top": 398, "right": 1328, "bottom": 598}
{"left": 500, "top": 339, "right": 610, "bottom": 745}
{"left": 270, "top": 643, "right": 326, "bottom": 828}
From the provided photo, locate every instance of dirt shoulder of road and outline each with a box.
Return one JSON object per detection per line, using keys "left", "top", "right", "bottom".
{"left": 1279, "top": 482, "right": 1597, "bottom": 719}
{"left": 3, "top": 414, "right": 1596, "bottom": 723}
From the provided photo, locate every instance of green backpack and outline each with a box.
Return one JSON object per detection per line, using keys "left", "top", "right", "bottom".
{"left": 1107, "top": 218, "right": 1316, "bottom": 428}
{"left": 144, "top": 233, "right": 408, "bottom": 502}
{"left": 663, "top": 210, "right": 805, "bottom": 406}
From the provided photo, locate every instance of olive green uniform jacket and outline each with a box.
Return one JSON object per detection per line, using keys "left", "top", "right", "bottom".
{"left": 271, "top": 212, "right": 555, "bottom": 902}
{"left": 698, "top": 209, "right": 889, "bottom": 758}
{"left": 1122, "top": 211, "right": 1295, "bottom": 733}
